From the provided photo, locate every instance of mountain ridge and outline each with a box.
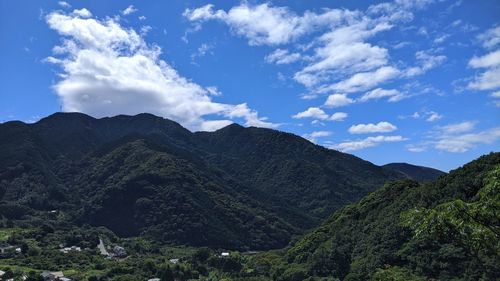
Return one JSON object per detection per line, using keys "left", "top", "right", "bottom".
{"left": 0, "top": 112, "right": 437, "bottom": 249}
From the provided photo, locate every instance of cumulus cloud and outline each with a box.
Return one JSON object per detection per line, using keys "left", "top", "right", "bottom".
{"left": 348, "top": 121, "right": 397, "bottom": 134}
{"left": 330, "top": 112, "right": 348, "bottom": 121}
{"left": 331, "top": 135, "right": 407, "bottom": 151}
{"left": 184, "top": 1, "right": 428, "bottom": 96}
{"left": 292, "top": 107, "right": 328, "bottom": 120}
{"left": 469, "top": 49, "right": 500, "bottom": 68}
{"left": 292, "top": 107, "right": 347, "bottom": 121}
{"left": 183, "top": 3, "right": 307, "bottom": 46}
{"left": 303, "top": 131, "right": 332, "bottom": 143}
{"left": 58, "top": 1, "right": 71, "bottom": 8}
{"left": 324, "top": 94, "right": 354, "bottom": 108}
{"left": 44, "top": 9, "right": 275, "bottom": 131}
{"left": 122, "top": 5, "right": 138, "bottom": 16}
{"left": 324, "top": 66, "right": 400, "bottom": 93}
{"left": 72, "top": 8, "right": 92, "bottom": 18}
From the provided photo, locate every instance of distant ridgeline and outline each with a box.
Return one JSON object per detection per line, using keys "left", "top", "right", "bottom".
{"left": 0, "top": 113, "right": 443, "bottom": 250}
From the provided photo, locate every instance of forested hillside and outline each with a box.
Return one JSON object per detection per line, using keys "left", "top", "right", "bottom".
{"left": 0, "top": 112, "right": 403, "bottom": 249}
{"left": 265, "top": 152, "right": 499, "bottom": 280}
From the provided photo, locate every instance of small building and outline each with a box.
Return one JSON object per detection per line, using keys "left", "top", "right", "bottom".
{"left": 111, "top": 245, "right": 127, "bottom": 258}
{"left": 0, "top": 243, "right": 14, "bottom": 253}
{"left": 169, "top": 258, "right": 179, "bottom": 264}
{"left": 40, "top": 271, "right": 65, "bottom": 281}
{"left": 147, "top": 278, "right": 160, "bottom": 281}
{"left": 59, "top": 246, "right": 82, "bottom": 254}
{"left": 221, "top": 252, "right": 230, "bottom": 257}
{"left": 0, "top": 243, "right": 16, "bottom": 257}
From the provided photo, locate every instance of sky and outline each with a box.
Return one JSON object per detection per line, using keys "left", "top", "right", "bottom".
{"left": 0, "top": 0, "right": 499, "bottom": 171}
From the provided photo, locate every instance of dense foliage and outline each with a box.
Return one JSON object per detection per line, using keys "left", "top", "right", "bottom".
{"left": 0, "top": 112, "right": 404, "bottom": 250}
{"left": 269, "top": 152, "right": 499, "bottom": 280}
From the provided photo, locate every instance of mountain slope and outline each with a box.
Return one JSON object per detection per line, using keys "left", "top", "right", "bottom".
{"left": 0, "top": 112, "right": 403, "bottom": 249}
{"left": 196, "top": 124, "right": 400, "bottom": 219}
{"left": 272, "top": 152, "right": 499, "bottom": 280}
{"left": 383, "top": 162, "right": 445, "bottom": 182}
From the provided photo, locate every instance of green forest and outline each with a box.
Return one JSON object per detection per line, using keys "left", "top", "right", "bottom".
{"left": 0, "top": 113, "right": 497, "bottom": 280}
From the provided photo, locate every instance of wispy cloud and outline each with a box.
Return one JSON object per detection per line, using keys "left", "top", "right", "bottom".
{"left": 467, "top": 26, "right": 500, "bottom": 91}
{"left": 331, "top": 135, "right": 407, "bottom": 151}
{"left": 122, "top": 5, "right": 138, "bottom": 16}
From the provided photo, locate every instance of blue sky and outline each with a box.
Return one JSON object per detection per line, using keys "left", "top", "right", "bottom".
{"left": 0, "top": 0, "right": 499, "bottom": 171}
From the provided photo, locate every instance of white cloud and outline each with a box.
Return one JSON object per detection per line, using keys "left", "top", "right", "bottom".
{"left": 292, "top": 107, "right": 328, "bottom": 120}
{"left": 185, "top": 2, "right": 425, "bottom": 95}
{"left": 400, "top": 110, "right": 443, "bottom": 121}
{"left": 358, "top": 88, "right": 405, "bottom": 102}
{"left": 405, "top": 49, "right": 446, "bottom": 76}
{"left": 426, "top": 111, "right": 443, "bottom": 122}
{"left": 331, "top": 135, "right": 407, "bottom": 151}
{"left": 433, "top": 124, "right": 500, "bottom": 153}
{"left": 265, "top": 49, "right": 301, "bottom": 64}
{"left": 292, "top": 107, "right": 347, "bottom": 121}
{"left": 439, "top": 121, "right": 475, "bottom": 134}
{"left": 122, "top": 5, "right": 138, "bottom": 16}
{"left": 330, "top": 112, "right": 347, "bottom": 121}
{"left": 45, "top": 9, "right": 275, "bottom": 131}
{"left": 348, "top": 121, "right": 397, "bottom": 134}
{"left": 326, "top": 66, "right": 400, "bottom": 93}
{"left": 491, "top": 91, "right": 500, "bottom": 98}
{"left": 191, "top": 43, "right": 214, "bottom": 62}
{"left": 303, "top": 131, "right": 332, "bottom": 143}
{"left": 468, "top": 28, "right": 500, "bottom": 91}
{"left": 406, "top": 144, "right": 427, "bottom": 152}
{"left": 183, "top": 3, "right": 305, "bottom": 46}
{"left": 58, "top": 1, "right": 71, "bottom": 8}
{"left": 468, "top": 67, "right": 500, "bottom": 90}
{"left": 433, "top": 34, "right": 449, "bottom": 44}
{"left": 477, "top": 26, "right": 500, "bottom": 49}
{"left": 469, "top": 50, "right": 500, "bottom": 68}
{"left": 72, "top": 8, "right": 92, "bottom": 18}
{"left": 324, "top": 94, "right": 354, "bottom": 108}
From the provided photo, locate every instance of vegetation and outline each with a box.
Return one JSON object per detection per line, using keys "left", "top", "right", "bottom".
{"left": 0, "top": 112, "right": 404, "bottom": 250}
{"left": 1, "top": 113, "right": 497, "bottom": 280}
{"left": 268, "top": 152, "right": 499, "bottom": 280}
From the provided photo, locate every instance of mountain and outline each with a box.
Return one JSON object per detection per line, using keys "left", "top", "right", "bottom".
{"left": 269, "top": 152, "right": 499, "bottom": 280}
{"left": 382, "top": 162, "right": 445, "bottom": 182}
{"left": 0, "top": 112, "right": 403, "bottom": 250}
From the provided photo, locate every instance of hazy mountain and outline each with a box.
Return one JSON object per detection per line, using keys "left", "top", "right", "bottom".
{"left": 383, "top": 162, "right": 445, "bottom": 182}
